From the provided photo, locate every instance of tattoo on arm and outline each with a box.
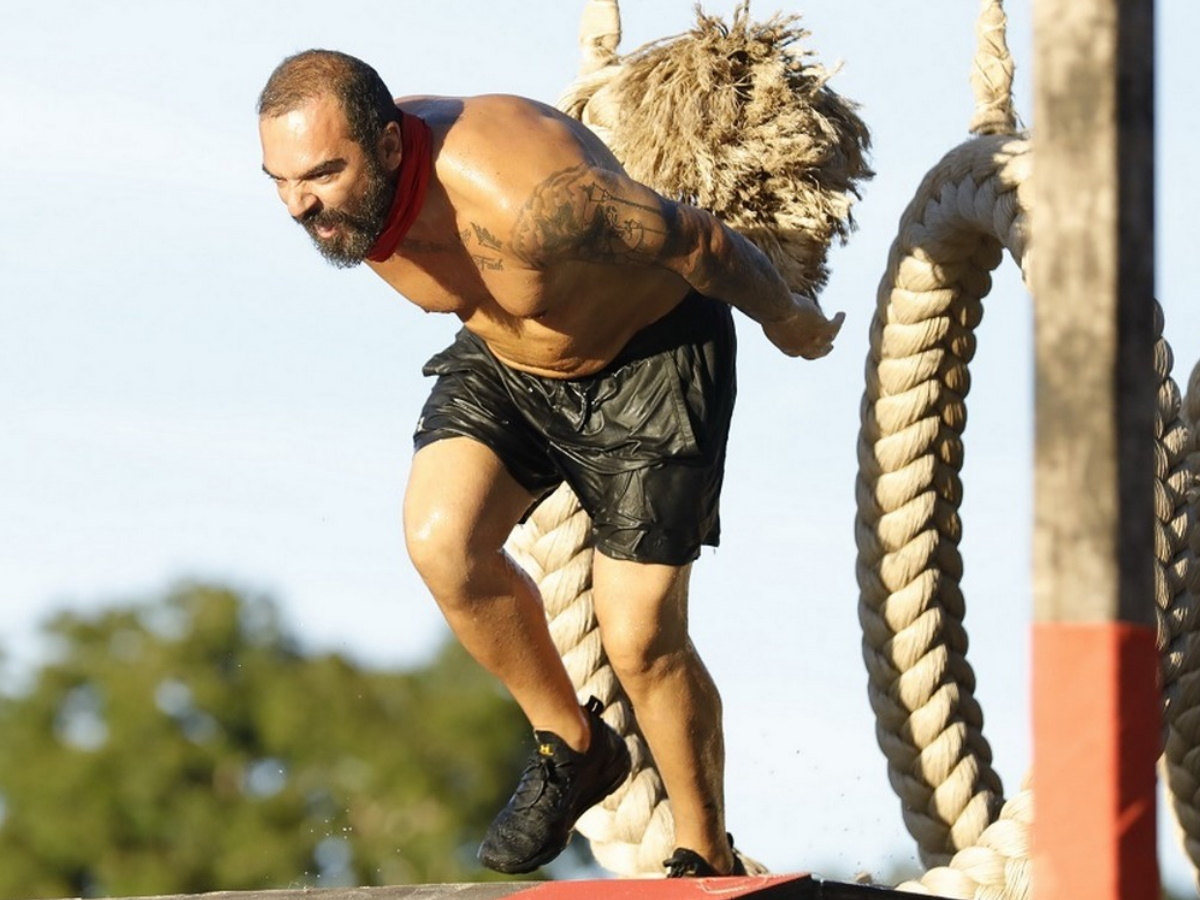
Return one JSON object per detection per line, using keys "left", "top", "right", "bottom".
{"left": 510, "top": 165, "right": 673, "bottom": 266}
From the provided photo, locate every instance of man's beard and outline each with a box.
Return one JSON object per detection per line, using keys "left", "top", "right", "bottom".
{"left": 297, "top": 157, "right": 395, "bottom": 268}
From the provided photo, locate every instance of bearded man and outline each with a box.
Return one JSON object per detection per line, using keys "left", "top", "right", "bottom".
{"left": 257, "top": 49, "right": 842, "bottom": 878}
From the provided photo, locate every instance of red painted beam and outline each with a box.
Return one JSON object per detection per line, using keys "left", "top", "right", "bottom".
{"left": 511, "top": 875, "right": 812, "bottom": 898}
{"left": 96, "top": 875, "right": 950, "bottom": 900}
{"left": 1032, "top": 623, "right": 1160, "bottom": 898}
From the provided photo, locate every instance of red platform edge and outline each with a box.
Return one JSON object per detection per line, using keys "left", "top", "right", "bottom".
{"left": 510, "top": 874, "right": 812, "bottom": 898}
{"left": 54, "top": 873, "right": 948, "bottom": 900}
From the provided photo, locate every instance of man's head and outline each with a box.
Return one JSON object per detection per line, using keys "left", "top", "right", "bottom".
{"left": 258, "top": 50, "right": 402, "bottom": 267}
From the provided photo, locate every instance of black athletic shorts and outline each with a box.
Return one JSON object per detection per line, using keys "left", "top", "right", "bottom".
{"left": 412, "top": 291, "right": 737, "bottom": 566}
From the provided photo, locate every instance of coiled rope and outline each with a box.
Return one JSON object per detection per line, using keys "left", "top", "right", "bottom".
{"left": 856, "top": 2, "right": 1200, "bottom": 897}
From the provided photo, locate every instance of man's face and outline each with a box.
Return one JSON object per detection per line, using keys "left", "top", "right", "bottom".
{"left": 259, "top": 95, "right": 394, "bottom": 268}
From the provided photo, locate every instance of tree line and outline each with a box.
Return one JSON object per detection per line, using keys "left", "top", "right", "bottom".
{"left": 0, "top": 583, "right": 551, "bottom": 899}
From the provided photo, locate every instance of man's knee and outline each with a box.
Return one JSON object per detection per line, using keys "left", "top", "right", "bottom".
{"left": 404, "top": 437, "right": 537, "bottom": 602}
{"left": 602, "top": 617, "right": 690, "bottom": 684}
{"left": 593, "top": 558, "right": 693, "bottom": 683}
{"left": 403, "top": 501, "right": 489, "bottom": 601}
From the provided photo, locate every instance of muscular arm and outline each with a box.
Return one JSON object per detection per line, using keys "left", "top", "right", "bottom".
{"left": 510, "top": 163, "right": 843, "bottom": 358}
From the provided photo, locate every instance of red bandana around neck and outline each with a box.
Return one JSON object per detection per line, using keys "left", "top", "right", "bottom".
{"left": 365, "top": 112, "right": 433, "bottom": 262}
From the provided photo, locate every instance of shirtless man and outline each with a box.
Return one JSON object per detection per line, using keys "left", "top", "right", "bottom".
{"left": 257, "top": 50, "right": 842, "bottom": 878}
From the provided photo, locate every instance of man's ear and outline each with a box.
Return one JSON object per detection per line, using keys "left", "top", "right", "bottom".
{"left": 378, "top": 120, "right": 403, "bottom": 170}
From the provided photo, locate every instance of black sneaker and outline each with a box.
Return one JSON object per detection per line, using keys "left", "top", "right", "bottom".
{"left": 479, "top": 696, "right": 632, "bottom": 874}
{"left": 664, "top": 834, "right": 748, "bottom": 877}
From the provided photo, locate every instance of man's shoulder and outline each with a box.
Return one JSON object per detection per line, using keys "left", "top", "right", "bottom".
{"left": 426, "top": 95, "right": 604, "bottom": 211}
{"left": 398, "top": 93, "right": 566, "bottom": 129}
{"left": 460, "top": 94, "right": 584, "bottom": 148}
{"left": 403, "top": 94, "right": 614, "bottom": 171}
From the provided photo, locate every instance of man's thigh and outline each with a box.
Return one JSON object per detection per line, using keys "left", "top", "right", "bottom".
{"left": 404, "top": 436, "right": 539, "bottom": 552}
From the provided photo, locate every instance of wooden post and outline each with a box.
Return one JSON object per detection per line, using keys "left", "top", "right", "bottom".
{"left": 1031, "top": 0, "right": 1158, "bottom": 898}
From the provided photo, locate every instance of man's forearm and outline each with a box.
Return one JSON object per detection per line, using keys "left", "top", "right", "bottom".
{"left": 671, "top": 206, "right": 801, "bottom": 323}
{"left": 658, "top": 201, "right": 842, "bottom": 359}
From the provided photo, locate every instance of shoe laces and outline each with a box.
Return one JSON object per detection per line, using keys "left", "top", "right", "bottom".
{"left": 511, "top": 751, "right": 565, "bottom": 811}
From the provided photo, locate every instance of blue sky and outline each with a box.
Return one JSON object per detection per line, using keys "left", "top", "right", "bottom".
{"left": 3, "top": 0, "right": 1199, "bottom": 892}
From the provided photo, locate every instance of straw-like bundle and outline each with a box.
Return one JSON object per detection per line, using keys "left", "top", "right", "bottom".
{"left": 562, "top": 2, "right": 873, "bottom": 296}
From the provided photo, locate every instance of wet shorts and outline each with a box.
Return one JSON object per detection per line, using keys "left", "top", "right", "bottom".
{"left": 412, "top": 291, "right": 737, "bottom": 566}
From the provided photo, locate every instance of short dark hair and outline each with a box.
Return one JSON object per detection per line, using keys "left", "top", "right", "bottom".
{"left": 257, "top": 49, "right": 401, "bottom": 149}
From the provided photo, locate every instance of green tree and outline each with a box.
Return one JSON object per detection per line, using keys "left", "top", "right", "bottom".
{"left": 0, "top": 582, "right": 535, "bottom": 898}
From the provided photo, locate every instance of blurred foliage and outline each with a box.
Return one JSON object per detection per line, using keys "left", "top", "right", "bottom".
{"left": 0, "top": 582, "right": 534, "bottom": 898}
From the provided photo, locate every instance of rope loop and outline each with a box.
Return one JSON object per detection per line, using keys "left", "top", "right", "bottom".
{"left": 857, "top": 132, "right": 1200, "bottom": 897}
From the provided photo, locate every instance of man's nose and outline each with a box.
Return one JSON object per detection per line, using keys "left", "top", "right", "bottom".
{"left": 283, "top": 182, "right": 317, "bottom": 219}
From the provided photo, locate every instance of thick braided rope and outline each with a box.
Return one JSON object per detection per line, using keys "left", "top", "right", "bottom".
{"left": 895, "top": 789, "right": 1032, "bottom": 899}
{"left": 1165, "top": 361, "right": 1200, "bottom": 888}
{"left": 885, "top": 306, "right": 1197, "bottom": 899}
{"left": 857, "top": 132, "right": 1200, "bottom": 896}
{"left": 503, "top": 485, "right": 677, "bottom": 876}
{"left": 856, "top": 133, "right": 1031, "bottom": 874}
{"left": 524, "top": 0, "right": 870, "bottom": 875}
{"left": 1185, "top": 362, "right": 1200, "bottom": 516}
{"left": 576, "top": 0, "right": 621, "bottom": 75}
{"left": 873, "top": 2, "right": 1199, "bottom": 895}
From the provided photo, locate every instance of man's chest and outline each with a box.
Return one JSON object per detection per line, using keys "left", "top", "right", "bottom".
{"left": 369, "top": 236, "right": 553, "bottom": 318}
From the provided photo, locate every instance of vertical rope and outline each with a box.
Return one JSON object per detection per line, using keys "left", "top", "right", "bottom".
{"left": 576, "top": 0, "right": 621, "bottom": 75}
{"left": 1166, "top": 362, "right": 1200, "bottom": 891}
{"left": 969, "top": 0, "right": 1019, "bottom": 136}
{"left": 857, "top": 131, "right": 1199, "bottom": 898}
{"left": 856, "top": 135, "right": 1031, "bottom": 878}
{"left": 556, "top": 0, "right": 625, "bottom": 146}
{"left": 1185, "top": 362, "right": 1200, "bottom": 509}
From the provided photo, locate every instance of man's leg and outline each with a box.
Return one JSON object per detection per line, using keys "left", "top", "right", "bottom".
{"left": 406, "top": 436, "right": 632, "bottom": 873}
{"left": 404, "top": 436, "right": 588, "bottom": 749}
{"left": 591, "top": 554, "right": 733, "bottom": 874}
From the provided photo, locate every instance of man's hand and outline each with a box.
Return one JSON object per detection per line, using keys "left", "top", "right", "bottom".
{"left": 761, "top": 293, "right": 845, "bottom": 359}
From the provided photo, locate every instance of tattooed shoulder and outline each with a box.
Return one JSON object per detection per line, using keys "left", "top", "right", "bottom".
{"left": 509, "top": 164, "right": 667, "bottom": 266}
